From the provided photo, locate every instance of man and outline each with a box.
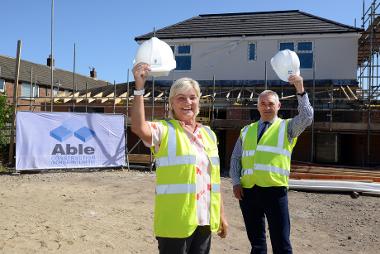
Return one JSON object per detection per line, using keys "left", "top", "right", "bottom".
{"left": 229, "top": 74, "right": 313, "bottom": 254}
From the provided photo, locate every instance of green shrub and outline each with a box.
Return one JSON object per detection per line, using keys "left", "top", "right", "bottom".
{"left": 0, "top": 94, "right": 12, "bottom": 163}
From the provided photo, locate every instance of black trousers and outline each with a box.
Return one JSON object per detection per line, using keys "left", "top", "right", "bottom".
{"left": 239, "top": 185, "right": 292, "bottom": 254}
{"left": 156, "top": 226, "right": 211, "bottom": 254}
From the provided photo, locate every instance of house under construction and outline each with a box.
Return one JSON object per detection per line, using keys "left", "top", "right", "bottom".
{"left": 1, "top": 6, "right": 380, "bottom": 171}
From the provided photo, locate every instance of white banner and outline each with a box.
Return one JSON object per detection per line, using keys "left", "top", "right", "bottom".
{"left": 16, "top": 112, "right": 125, "bottom": 170}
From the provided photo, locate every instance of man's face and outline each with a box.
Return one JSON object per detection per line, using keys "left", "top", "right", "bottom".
{"left": 258, "top": 94, "right": 281, "bottom": 121}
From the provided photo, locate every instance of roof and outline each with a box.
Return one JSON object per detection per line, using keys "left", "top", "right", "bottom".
{"left": 135, "top": 10, "right": 362, "bottom": 41}
{"left": 0, "top": 55, "right": 109, "bottom": 90}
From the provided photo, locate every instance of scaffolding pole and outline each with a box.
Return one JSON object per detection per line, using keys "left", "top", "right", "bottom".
{"left": 8, "top": 40, "right": 22, "bottom": 166}
{"left": 358, "top": 0, "right": 380, "bottom": 166}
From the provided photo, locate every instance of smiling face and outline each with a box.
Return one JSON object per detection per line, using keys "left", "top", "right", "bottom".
{"left": 258, "top": 91, "right": 281, "bottom": 122}
{"left": 171, "top": 88, "right": 199, "bottom": 122}
{"left": 169, "top": 78, "right": 201, "bottom": 123}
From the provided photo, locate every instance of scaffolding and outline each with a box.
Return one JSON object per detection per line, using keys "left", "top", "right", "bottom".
{"left": 5, "top": 54, "right": 380, "bottom": 163}
{"left": 357, "top": 0, "right": 380, "bottom": 165}
{"left": 3, "top": 2, "right": 380, "bottom": 168}
{"left": 359, "top": 0, "right": 380, "bottom": 101}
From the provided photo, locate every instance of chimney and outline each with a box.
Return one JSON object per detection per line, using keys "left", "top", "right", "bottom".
{"left": 47, "top": 55, "right": 54, "bottom": 67}
{"left": 90, "top": 67, "right": 97, "bottom": 79}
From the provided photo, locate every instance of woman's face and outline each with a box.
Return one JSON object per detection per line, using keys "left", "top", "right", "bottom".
{"left": 171, "top": 87, "right": 199, "bottom": 122}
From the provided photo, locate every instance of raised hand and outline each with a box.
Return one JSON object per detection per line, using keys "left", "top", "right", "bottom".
{"left": 133, "top": 63, "right": 151, "bottom": 89}
{"left": 288, "top": 74, "right": 304, "bottom": 94}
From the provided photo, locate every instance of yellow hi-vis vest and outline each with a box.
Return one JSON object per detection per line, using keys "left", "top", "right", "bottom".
{"left": 240, "top": 118, "right": 297, "bottom": 188}
{"left": 153, "top": 119, "right": 221, "bottom": 238}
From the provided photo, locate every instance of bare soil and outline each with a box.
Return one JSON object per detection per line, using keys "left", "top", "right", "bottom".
{"left": 0, "top": 170, "right": 378, "bottom": 253}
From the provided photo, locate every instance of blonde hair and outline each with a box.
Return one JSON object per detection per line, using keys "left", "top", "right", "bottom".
{"left": 168, "top": 77, "right": 201, "bottom": 119}
{"left": 258, "top": 90, "right": 280, "bottom": 104}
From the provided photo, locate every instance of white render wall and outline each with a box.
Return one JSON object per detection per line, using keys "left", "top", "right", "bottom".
{"left": 162, "top": 33, "right": 360, "bottom": 81}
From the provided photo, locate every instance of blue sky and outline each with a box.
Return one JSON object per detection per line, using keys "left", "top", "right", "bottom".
{"left": 1, "top": 0, "right": 365, "bottom": 83}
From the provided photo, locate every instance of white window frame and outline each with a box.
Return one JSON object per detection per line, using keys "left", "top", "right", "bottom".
{"left": 0, "top": 79, "right": 5, "bottom": 92}
{"left": 33, "top": 84, "right": 40, "bottom": 98}
{"left": 248, "top": 42, "right": 257, "bottom": 62}
{"left": 21, "top": 82, "right": 40, "bottom": 99}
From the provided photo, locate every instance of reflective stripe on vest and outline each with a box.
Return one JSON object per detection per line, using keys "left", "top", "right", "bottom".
{"left": 241, "top": 125, "right": 250, "bottom": 143}
{"left": 155, "top": 122, "right": 220, "bottom": 167}
{"left": 242, "top": 150, "right": 255, "bottom": 157}
{"left": 256, "top": 145, "right": 291, "bottom": 158}
{"left": 211, "top": 183, "right": 221, "bottom": 192}
{"left": 202, "top": 126, "right": 220, "bottom": 166}
{"left": 156, "top": 183, "right": 221, "bottom": 195}
{"left": 156, "top": 184, "right": 196, "bottom": 195}
{"left": 156, "top": 155, "right": 196, "bottom": 167}
{"left": 202, "top": 125, "right": 216, "bottom": 143}
{"left": 242, "top": 164, "right": 290, "bottom": 177}
{"left": 155, "top": 121, "right": 196, "bottom": 167}
{"left": 209, "top": 157, "right": 220, "bottom": 166}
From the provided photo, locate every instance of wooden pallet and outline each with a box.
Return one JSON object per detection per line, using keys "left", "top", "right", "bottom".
{"left": 127, "top": 154, "right": 152, "bottom": 164}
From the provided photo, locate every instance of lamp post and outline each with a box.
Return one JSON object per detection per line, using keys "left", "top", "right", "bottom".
{"left": 50, "top": 0, "right": 54, "bottom": 112}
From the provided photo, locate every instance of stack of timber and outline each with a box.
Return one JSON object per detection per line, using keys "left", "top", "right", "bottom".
{"left": 128, "top": 154, "right": 152, "bottom": 164}
{"left": 289, "top": 162, "right": 380, "bottom": 195}
{"left": 290, "top": 162, "right": 380, "bottom": 183}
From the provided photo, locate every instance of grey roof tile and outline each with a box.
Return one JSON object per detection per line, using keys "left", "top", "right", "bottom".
{"left": 0, "top": 54, "right": 109, "bottom": 90}
{"left": 135, "top": 10, "right": 362, "bottom": 41}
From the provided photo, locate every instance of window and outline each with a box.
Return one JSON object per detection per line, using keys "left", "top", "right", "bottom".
{"left": 53, "top": 87, "right": 59, "bottom": 96}
{"left": 298, "top": 42, "right": 312, "bottom": 51}
{"left": 21, "top": 83, "right": 39, "bottom": 98}
{"left": 0, "top": 79, "right": 4, "bottom": 92}
{"left": 297, "top": 42, "right": 313, "bottom": 69}
{"left": 33, "top": 85, "right": 40, "bottom": 97}
{"left": 178, "top": 45, "right": 190, "bottom": 54}
{"left": 280, "top": 42, "right": 294, "bottom": 51}
{"left": 172, "top": 45, "right": 191, "bottom": 70}
{"left": 248, "top": 43, "right": 256, "bottom": 61}
{"left": 21, "top": 83, "right": 31, "bottom": 97}
{"left": 279, "top": 41, "right": 313, "bottom": 69}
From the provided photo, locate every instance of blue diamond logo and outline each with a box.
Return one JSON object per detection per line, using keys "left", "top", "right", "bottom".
{"left": 50, "top": 126, "right": 73, "bottom": 142}
{"left": 74, "top": 127, "right": 95, "bottom": 142}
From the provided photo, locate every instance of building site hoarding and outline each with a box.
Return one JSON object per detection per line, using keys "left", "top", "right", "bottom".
{"left": 16, "top": 112, "right": 125, "bottom": 170}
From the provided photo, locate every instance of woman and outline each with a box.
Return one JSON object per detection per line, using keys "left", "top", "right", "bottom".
{"left": 131, "top": 63, "right": 228, "bottom": 254}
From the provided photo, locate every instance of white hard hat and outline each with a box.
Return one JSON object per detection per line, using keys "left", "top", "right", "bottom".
{"left": 270, "top": 49, "right": 300, "bottom": 82}
{"left": 133, "top": 37, "right": 176, "bottom": 77}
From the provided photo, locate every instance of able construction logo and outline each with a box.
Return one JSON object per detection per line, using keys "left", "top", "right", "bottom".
{"left": 49, "top": 117, "right": 96, "bottom": 166}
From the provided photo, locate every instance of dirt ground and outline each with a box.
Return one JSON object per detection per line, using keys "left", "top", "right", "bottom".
{"left": 0, "top": 169, "right": 379, "bottom": 254}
